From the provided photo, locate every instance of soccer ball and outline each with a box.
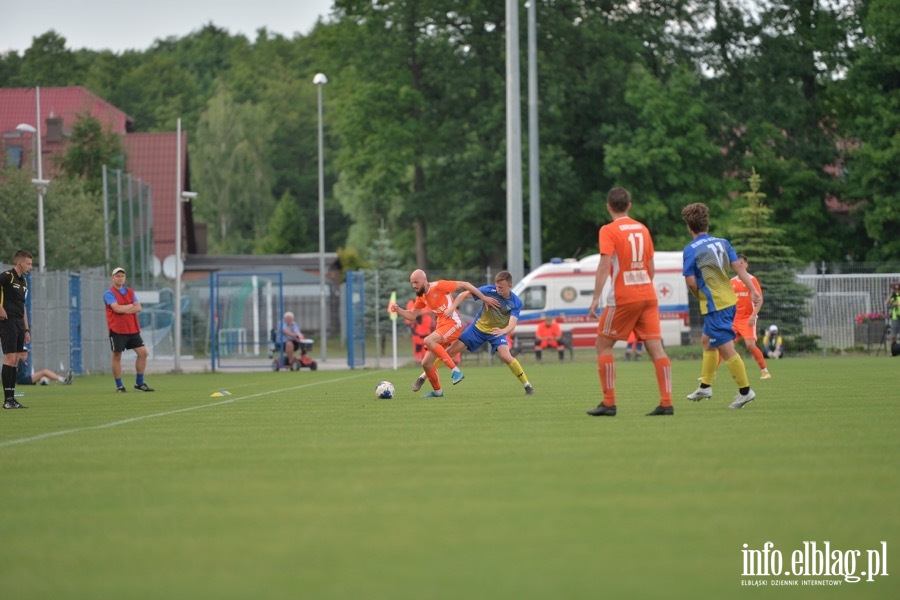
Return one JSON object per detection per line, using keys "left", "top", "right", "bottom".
{"left": 375, "top": 381, "right": 395, "bottom": 399}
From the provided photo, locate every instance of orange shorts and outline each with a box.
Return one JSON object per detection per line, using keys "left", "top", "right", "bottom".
{"left": 732, "top": 320, "right": 757, "bottom": 341}
{"left": 597, "top": 300, "right": 661, "bottom": 342}
{"left": 433, "top": 319, "right": 463, "bottom": 346}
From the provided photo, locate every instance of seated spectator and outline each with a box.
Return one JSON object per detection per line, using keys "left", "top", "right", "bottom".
{"left": 17, "top": 355, "right": 73, "bottom": 386}
{"left": 278, "top": 311, "right": 306, "bottom": 364}
{"left": 625, "top": 331, "right": 643, "bottom": 361}
{"left": 762, "top": 325, "right": 784, "bottom": 359}
{"left": 534, "top": 314, "right": 566, "bottom": 361}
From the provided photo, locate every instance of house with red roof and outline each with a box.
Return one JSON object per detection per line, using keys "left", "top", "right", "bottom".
{"left": 0, "top": 86, "right": 195, "bottom": 266}
{"left": 122, "top": 131, "right": 196, "bottom": 260}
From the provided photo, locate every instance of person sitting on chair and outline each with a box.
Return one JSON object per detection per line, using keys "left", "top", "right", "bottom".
{"left": 762, "top": 325, "right": 784, "bottom": 359}
{"left": 534, "top": 314, "right": 566, "bottom": 361}
{"left": 279, "top": 311, "right": 306, "bottom": 365}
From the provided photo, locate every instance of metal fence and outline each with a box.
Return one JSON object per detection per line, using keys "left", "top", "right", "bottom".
{"left": 12, "top": 268, "right": 186, "bottom": 376}
{"left": 797, "top": 272, "right": 899, "bottom": 351}
{"left": 23, "top": 268, "right": 111, "bottom": 375}
{"left": 11, "top": 263, "right": 898, "bottom": 375}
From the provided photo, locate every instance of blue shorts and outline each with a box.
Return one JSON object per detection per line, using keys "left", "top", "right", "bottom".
{"left": 703, "top": 306, "right": 737, "bottom": 348}
{"left": 458, "top": 325, "right": 509, "bottom": 354}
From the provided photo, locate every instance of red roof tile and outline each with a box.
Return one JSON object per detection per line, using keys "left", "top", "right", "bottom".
{"left": 1, "top": 86, "right": 134, "bottom": 179}
{"left": 0, "top": 86, "right": 133, "bottom": 136}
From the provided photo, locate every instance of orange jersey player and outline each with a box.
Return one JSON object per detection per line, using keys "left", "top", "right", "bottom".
{"left": 389, "top": 270, "right": 499, "bottom": 397}
{"left": 587, "top": 187, "right": 673, "bottom": 417}
{"left": 729, "top": 254, "right": 769, "bottom": 378}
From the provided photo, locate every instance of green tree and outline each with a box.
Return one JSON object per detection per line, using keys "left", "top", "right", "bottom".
{"left": 258, "top": 190, "right": 308, "bottom": 254}
{"left": 0, "top": 168, "right": 38, "bottom": 258}
{"left": 336, "top": 246, "right": 368, "bottom": 278}
{"left": 702, "top": 0, "right": 862, "bottom": 262}
{"left": 0, "top": 49, "right": 23, "bottom": 86}
{"left": 80, "top": 50, "right": 145, "bottom": 104}
{"left": 3, "top": 1, "right": 885, "bottom": 270}
{"left": 363, "top": 227, "right": 407, "bottom": 355}
{"left": 839, "top": 0, "right": 900, "bottom": 260}
{"left": 56, "top": 113, "right": 124, "bottom": 194}
{"left": 0, "top": 169, "right": 105, "bottom": 269}
{"left": 112, "top": 54, "right": 202, "bottom": 131}
{"left": 326, "top": 1, "right": 435, "bottom": 267}
{"left": 192, "top": 85, "right": 276, "bottom": 253}
{"left": 222, "top": 27, "right": 349, "bottom": 255}
{"left": 12, "top": 30, "right": 83, "bottom": 86}
{"left": 148, "top": 23, "right": 247, "bottom": 99}
{"left": 44, "top": 179, "right": 107, "bottom": 269}
{"left": 727, "top": 169, "right": 813, "bottom": 334}
{"left": 603, "top": 65, "right": 730, "bottom": 250}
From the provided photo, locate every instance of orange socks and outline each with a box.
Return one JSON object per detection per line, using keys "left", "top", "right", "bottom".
{"left": 431, "top": 344, "right": 458, "bottom": 371}
{"left": 425, "top": 367, "right": 441, "bottom": 391}
{"left": 654, "top": 357, "right": 672, "bottom": 407}
{"left": 598, "top": 355, "right": 671, "bottom": 407}
{"left": 598, "top": 354, "right": 616, "bottom": 405}
{"left": 750, "top": 345, "right": 766, "bottom": 370}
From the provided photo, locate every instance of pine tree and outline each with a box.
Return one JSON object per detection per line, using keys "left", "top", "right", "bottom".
{"left": 258, "top": 190, "right": 306, "bottom": 254}
{"left": 728, "top": 168, "right": 813, "bottom": 335}
{"left": 364, "top": 226, "right": 409, "bottom": 355}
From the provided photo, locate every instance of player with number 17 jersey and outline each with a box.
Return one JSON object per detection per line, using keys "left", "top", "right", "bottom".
{"left": 597, "top": 216, "right": 661, "bottom": 340}
{"left": 599, "top": 217, "right": 658, "bottom": 307}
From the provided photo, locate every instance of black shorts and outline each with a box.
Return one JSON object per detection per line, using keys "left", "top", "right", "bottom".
{"left": 0, "top": 318, "right": 26, "bottom": 355}
{"left": 109, "top": 332, "right": 145, "bottom": 353}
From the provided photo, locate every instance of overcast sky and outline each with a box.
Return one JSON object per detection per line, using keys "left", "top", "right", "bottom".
{"left": 0, "top": 0, "right": 334, "bottom": 54}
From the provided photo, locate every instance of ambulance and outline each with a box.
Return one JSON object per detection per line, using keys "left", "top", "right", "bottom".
{"left": 510, "top": 252, "right": 691, "bottom": 348}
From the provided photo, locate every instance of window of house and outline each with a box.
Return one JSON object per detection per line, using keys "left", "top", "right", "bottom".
{"left": 5, "top": 145, "right": 23, "bottom": 168}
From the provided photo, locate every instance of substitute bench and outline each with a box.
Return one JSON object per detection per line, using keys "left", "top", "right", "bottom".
{"left": 510, "top": 331, "right": 574, "bottom": 360}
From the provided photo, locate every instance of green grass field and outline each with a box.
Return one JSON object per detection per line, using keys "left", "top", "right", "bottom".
{"left": 1, "top": 356, "right": 897, "bottom": 599}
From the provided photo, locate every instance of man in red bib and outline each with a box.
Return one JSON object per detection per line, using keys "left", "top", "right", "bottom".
{"left": 104, "top": 267, "right": 154, "bottom": 393}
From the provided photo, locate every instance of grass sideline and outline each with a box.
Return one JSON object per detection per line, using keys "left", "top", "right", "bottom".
{"left": 1, "top": 357, "right": 897, "bottom": 599}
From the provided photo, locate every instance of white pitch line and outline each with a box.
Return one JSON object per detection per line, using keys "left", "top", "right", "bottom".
{"left": 0, "top": 372, "right": 372, "bottom": 449}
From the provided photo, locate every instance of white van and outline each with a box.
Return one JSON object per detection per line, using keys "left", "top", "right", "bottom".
{"left": 510, "top": 252, "right": 690, "bottom": 348}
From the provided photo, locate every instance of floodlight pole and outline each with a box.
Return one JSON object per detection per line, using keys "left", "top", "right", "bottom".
{"left": 314, "top": 73, "right": 329, "bottom": 361}
{"left": 176, "top": 189, "right": 196, "bottom": 371}
{"left": 527, "top": 0, "right": 541, "bottom": 270}
{"left": 174, "top": 113, "right": 197, "bottom": 375}
{"left": 506, "top": 0, "right": 524, "bottom": 283}
{"left": 35, "top": 86, "right": 47, "bottom": 272}
{"left": 16, "top": 97, "right": 49, "bottom": 273}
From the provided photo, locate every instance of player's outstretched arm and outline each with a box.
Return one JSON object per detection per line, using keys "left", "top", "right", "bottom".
{"left": 389, "top": 302, "right": 420, "bottom": 321}
{"left": 447, "top": 291, "right": 472, "bottom": 315}
{"left": 457, "top": 282, "right": 499, "bottom": 308}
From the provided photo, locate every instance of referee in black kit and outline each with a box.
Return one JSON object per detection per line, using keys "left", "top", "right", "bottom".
{"left": 1, "top": 250, "right": 33, "bottom": 409}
